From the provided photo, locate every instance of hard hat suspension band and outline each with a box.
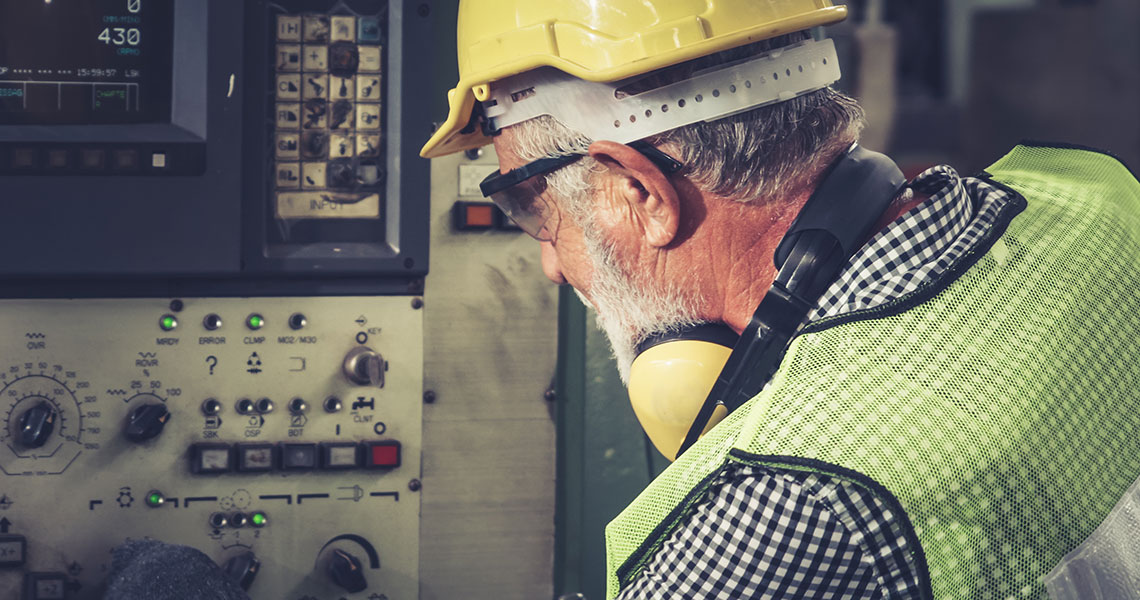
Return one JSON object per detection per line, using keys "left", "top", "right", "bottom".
{"left": 483, "top": 39, "right": 841, "bottom": 144}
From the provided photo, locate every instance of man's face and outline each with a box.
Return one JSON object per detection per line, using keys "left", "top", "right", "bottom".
{"left": 492, "top": 131, "right": 701, "bottom": 381}
{"left": 491, "top": 130, "right": 597, "bottom": 295}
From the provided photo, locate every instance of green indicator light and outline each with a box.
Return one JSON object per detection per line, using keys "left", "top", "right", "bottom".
{"left": 159, "top": 315, "right": 177, "bottom": 331}
{"left": 251, "top": 512, "right": 267, "bottom": 527}
{"left": 247, "top": 314, "right": 264, "bottom": 330}
{"left": 146, "top": 491, "right": 165, "bottom": 507}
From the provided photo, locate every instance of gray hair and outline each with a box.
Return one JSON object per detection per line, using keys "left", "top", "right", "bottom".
{"left": 507, "top": 32, "right": 865, "bottom": 217}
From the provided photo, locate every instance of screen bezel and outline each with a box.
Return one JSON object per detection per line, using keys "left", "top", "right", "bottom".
{"left": 241, "top": 0, "right": 430, "bottom": 278}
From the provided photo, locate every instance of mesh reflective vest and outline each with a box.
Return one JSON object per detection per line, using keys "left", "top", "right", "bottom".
{"left": 605, "top": 144, "right": 1140, "bottom": 599}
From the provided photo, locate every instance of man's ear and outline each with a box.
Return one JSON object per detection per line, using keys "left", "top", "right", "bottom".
{"left": 588, "top": 140, "right": 681, "bottom": 248}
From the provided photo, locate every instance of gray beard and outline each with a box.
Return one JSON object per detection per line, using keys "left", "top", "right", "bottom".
{"left": 578, "top": 224, "right": 703, "bottom": 384}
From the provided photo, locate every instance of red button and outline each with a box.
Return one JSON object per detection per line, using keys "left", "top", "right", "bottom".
{"left": 452, "top": 201, "right": 496, "bottom": 230}
{"left": 465, "top": 205, "right": 494, "bottom": 227}
{"left": 365, "top": 441, "right": 400, "bottom": 468}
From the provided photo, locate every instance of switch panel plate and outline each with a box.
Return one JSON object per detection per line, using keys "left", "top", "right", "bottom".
{"left": 0, "top": 297, "right": 422, "bottom": 599}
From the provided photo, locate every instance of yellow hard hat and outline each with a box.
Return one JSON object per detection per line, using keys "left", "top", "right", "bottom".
{"left": 421, "top": 0, "right": 848, "bottom": 158}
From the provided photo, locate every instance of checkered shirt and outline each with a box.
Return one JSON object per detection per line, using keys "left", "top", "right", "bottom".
{"left": 616, "top": 165, "right": 1018, "bottom": 599}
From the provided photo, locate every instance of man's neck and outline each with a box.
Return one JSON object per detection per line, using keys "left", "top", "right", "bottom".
{"left": 712, "top": 186, "right": 925, "bottom": 335}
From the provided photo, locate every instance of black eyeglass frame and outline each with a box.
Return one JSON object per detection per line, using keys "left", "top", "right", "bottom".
{"left": 479, "top": 140, "right": 683, "bottom": 197}
{"left": 478, "top": 141, "right": 685, "bottom": 238}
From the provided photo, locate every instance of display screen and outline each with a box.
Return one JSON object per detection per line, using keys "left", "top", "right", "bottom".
{"left": 0, "top": 0, "right": 174, "bottom": 125}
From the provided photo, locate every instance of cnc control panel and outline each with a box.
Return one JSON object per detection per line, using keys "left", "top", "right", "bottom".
{"left": 0, "top": 297, "right": 423, "bottom": 599}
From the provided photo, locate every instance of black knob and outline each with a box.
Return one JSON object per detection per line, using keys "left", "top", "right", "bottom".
{"left": 18, "top": 401, "right": 56, "bottom": 448}
{"left": 343, "top": 346, "right": 385, "bottom": 387}
{"left": 326, "top": 548, "right": 368, "bottom": 593}
{"left": 222, "top": 551, "right": 260, "bottom": 591}
{"left": 124, "top": 403, "right": 171, "bottom": 442}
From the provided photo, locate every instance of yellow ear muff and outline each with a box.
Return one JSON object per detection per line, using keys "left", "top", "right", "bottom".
{"left": 628, "top": 331, "right": 735, "bottom": 461}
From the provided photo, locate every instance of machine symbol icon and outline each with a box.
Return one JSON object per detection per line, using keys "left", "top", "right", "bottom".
{"left": 337, "top": 485, "right": 364, "bottom": 502}
{"left": 117, "top": 487, "right": 134, "bottom": 508}
{"left": 246, "top": 353, "right": 262, "bottom": 374}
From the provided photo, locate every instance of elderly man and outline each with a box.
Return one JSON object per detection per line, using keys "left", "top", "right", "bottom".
{"left": 422, "top": 1, "right": 1140, "bottom": 599}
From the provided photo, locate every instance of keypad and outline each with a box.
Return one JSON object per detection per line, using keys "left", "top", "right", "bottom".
{"left": 273, "top": 13, "right": 385, "bottom": 221}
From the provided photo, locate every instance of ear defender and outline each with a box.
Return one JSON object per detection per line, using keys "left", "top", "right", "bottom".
{"left": 627, "top": 324, "right": 739, "bottom": 461}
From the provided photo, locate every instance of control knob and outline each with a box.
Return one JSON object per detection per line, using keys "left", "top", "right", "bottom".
{"left": 343, "top": 346, "right": 385, "bottom": 388}
{"left": 17, "top": 401, "right": 56, "bottom": 448}
{"left": 326, "top": 548, "right": 368, "bottom": 593}
{"left": 223, "top": 551, "right": 260, "bottom": 591}
{"left": 124, "top": 403, "right": 171, "bottom": 443}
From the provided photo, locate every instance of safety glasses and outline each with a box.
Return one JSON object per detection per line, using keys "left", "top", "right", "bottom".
{"left": 479, "top": 141, "right": 684, "bottom": 241}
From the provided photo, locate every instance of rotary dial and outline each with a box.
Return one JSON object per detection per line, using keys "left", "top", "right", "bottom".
{"left": 0, "top": 365, "right": 96, "bottom": 476}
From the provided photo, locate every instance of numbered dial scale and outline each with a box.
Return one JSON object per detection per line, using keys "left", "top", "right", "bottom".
{"left": 0, "top": 297, "right": 423, "bottom": 600}
{"left": 0, "top": 367, "right": 92, "bottom": 475}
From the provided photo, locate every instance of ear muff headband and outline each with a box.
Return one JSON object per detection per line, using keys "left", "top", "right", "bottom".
{"left": 673, "top": 143, "right": 906, "bottom": 458}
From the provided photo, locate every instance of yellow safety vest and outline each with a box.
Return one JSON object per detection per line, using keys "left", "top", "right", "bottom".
{"left": 606, "top": 144, "right": 1140, "bottom": 599}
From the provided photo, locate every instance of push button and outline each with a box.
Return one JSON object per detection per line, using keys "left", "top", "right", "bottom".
{"left": 303, "top": 15, "right": 330, "bottom": 43}
{"left": 113, "top": 149, "right": 138, "bottom": 170}
{"left": 321, "top": 442, "right": 360, "bottom": 469}
{"left": 276, "top": 162, "right": 301, "bottom": 188}
{"left": 363, "top": 440, "right": 401, "bottom": 468}
{"left": 328, "top": 42, "right": 360, "bottom": 77}
{"left": 190, "top": 443, "right": 233, "bottom": 474}
{"left": 47, "top": 150, "right": 69, "bottom": 169}
{"left": 276, "top": 44, "right": 301, "bottom": 71}
{"left": 303, "top": 75, "right": 328, "bottom": 101}
{"left": 356, "top": 135, "right": 380, "bottom": 158}
{"left": 329, "top": 134, "right": 354, "bottom": 159}
{"left": 302, "top": 162, "right": 327, "bottom": 188}
{"left": 357, "top": 47, "right": 382, "bottom": 73}
{"left": 358, "top": 17, "right": 382, "bottom": 42}
{"left": 11, "top": 148, "right": 36, "bottom": 169}
{"left": 279, "top": 443, "right": 317, "bottom": 470}
{"left": 23, "top": 572, "right": 66, "bottom": 600}
{"left": 356, "top": 75, "right": 380, "bottom": 101}
{"left": 330, "top": 16, "right": 356, "bottom": 42}
{"left": 276, "top": 74, "right": 301, "bottom": 100}
{"left": 236, "top": 444, "right": 275, "bottom": 472}
{"left": 276, "top": 103, "right": 301, "bottom": 129}
{"left": 303, "top": 46, "right": 329, "bottom": 71}
{"left": 79, "top": 149, "right": 105, "bottom": 170}
{"left": 453, "top": 201, "right": 496, "bottom": 230}
{"left": 275, "top": 134, "right": 300, "bottom": 159}
{"left": 0, "top": 534, "right": 27, "bottom": 567}
{"left": 276, "top": 15, "right": 301, "bottom": 42}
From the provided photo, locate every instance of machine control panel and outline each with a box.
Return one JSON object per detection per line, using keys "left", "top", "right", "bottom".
{"left": 0, "top": 296, "right": 423, "bottom": 599}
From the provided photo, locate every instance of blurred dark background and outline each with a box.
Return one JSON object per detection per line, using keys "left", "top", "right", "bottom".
{"left": 830, "top": 0, "right": 1138, "bottom": 177}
